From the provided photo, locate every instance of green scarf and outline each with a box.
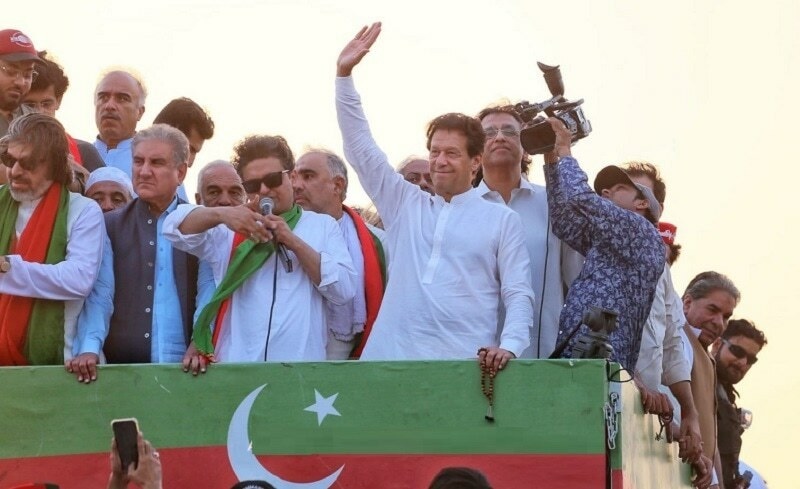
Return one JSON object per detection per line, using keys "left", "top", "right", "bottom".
{"left": 192, "top": 204, "right": 302, "bottom": 357}
{"left": 0, "top": 185, "right": 69, "bottom": 364}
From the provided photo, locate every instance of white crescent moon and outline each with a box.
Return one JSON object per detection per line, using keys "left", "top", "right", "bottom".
{"left": 227, "top": 384, "right": 345, "bottom": 488}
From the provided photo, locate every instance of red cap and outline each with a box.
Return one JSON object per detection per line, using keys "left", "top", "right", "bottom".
{"left": 0, "top": 29, "right": 41, "bottom": 63}
{"left": 658, "top": 221, "right": 677, "bottom": 245}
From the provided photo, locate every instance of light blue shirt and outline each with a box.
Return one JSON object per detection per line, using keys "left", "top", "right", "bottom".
{"left": 151, "top": 197, "right": 186, "bottom": 362}
{"left": 94, "top": 137, "right": 134, "bottom": 177}
{"left": 74, "top": 234, "right": 114, "bottom": 357}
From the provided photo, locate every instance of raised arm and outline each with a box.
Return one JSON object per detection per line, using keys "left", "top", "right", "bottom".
{"left": 336, "top": 22, "right": 382, "bottom": 77}
{"left": 177, "top": 205, "right": 270, "bottom": 240}
{"left": 335, "top": 22, "right": 421, "bottom": 228}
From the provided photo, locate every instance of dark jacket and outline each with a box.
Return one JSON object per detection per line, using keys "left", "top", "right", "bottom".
{"left": 103, "top": 198, "right": 198, "bottom": 363}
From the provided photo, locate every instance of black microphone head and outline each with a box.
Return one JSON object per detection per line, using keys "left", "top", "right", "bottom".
{"left": 259, "top": 197, "right": 274, "bottom": 216}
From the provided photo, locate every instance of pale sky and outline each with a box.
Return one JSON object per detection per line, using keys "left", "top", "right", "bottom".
{"left": 8, "top": 0, "right": 799, "bottom": 485}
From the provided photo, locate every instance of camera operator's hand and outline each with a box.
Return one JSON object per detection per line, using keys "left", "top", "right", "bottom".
{"left": 543, "top": 117, "right": 572, "bottom": 164}
{"left": 337, "top": 22, "right": 382, "bottom": 77}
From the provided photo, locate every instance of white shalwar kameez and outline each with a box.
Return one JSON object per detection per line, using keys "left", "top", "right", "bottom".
{"left": 163, "top": 206, "right": 356, "bottom": 362}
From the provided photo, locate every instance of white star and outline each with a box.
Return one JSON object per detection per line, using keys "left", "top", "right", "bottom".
{"left": 304, "top": 389, "right": 341, "bottom": 426}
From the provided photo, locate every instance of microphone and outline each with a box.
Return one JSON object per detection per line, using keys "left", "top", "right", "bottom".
{"left": 259, "top": 197, "right": 293, "bottom": 273}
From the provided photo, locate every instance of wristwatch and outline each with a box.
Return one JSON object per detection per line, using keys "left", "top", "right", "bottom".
{"left": 0, "top": 256, "right": 10, "bottom": 273}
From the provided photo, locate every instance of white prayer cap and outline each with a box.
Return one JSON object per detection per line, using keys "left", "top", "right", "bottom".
{"left": 85, "top": 167, "right": 134, "bottom": 197}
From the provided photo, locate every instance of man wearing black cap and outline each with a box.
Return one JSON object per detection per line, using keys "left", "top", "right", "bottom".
{"left": 0, "top": 29, "right": 41, "bottom": 138}
{"left": 543, "top": 118, "right": 665, "bottom": 373}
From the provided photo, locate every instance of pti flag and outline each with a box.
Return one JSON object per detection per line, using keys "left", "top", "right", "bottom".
{"left": 1, "top": 360, "right": 613, "bottom": 488}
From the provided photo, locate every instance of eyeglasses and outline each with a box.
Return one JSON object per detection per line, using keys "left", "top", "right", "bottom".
{"left": 721, "top": 338, "right": 758, "bottom": 365}
{"left": 483, "top": 126, "right": 520, "bottom": 139}
{"left": 0, "top": 63, "right": 38, "bottom": 83}
{"left": 0, "top": 150, "right": 38, "bottom": 171}
{"left": 23, "top": 99, "right": 58, "bottom": 112}
{"left": 242, "top": 170, "right": 289, "bottom": 194}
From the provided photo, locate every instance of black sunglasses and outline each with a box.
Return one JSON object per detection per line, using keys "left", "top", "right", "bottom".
{"left": 721, "top": 338, "right": 758, "bottom": 365}
{"left": 242, "top": 170, "right": 289, "bottom": 194}
{"left": 0, "top": 150, "right": 38, "bottom": 171}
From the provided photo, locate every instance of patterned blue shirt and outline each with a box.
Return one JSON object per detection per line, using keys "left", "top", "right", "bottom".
{"left": 544, "top": 157, "right": 664, "bottom": 370}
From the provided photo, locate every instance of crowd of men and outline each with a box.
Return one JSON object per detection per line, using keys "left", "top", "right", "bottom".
{"left": 0, "top": 24, "right": 767, "bottom": 489}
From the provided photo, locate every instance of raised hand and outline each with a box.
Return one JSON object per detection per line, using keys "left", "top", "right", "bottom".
{"left": 543, "top": 117, "right": 573, "bottom": 164}
{"left": 337, "top": 22, "right": 382, "bottom": 77}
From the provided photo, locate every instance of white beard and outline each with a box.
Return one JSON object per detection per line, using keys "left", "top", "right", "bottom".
{"left": 9, "top": 188, "right": 38, "bottom": 202}
{"left": 8, "top": 180, "right": 51, "bottom": 203}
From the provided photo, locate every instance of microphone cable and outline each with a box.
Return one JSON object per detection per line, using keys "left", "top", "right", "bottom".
{"left": 535, "top": 210, "right": 551, "bottom": 357}
{"left": 263, "top": 246, "right": 280, "bottom": 362}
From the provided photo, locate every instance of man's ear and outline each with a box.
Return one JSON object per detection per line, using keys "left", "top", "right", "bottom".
{"left": 195, "top": 192, "right": 202, "bottom": 205}
{"left": 177, "top": 162, "right": 188, "bottom": 184}
{"left": 333, "top": 175, "right": 346, "bottom": 199}
{"left": 710, "top": 337, "right": 722, "bottom": 355}
{"left": 137, "top": 105, "right": 145, "bottom": 121}
{"left": 470, "top": 154, "right": 482, "bottom": 175}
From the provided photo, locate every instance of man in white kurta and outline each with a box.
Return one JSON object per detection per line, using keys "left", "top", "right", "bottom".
{"left": 335, "top": 23, "right": 534, "bottom": 366}
{"left": 0, "top": 113, "right": 103, "bottom": 366}
{"left": 163, "top": 133, "right": 356, "bottom": 364}
{"left": 0, "top": 193, "right": 102, "bottom": 361}
{"left": 164, "top": 206, "right": 355, "bottom": 361}
{"left": 637, "top": 265, "right": 691, "bottom": 390}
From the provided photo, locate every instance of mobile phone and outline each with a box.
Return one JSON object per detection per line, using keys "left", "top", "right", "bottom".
{"left": 111, "top": 417, "right": 139, "bottom": 470}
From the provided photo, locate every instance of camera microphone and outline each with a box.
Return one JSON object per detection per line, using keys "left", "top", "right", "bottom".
{"left": 259, "top": 197, "right": 293, "bottom": 273}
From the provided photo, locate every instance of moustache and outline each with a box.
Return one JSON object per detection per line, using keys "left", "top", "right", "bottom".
{"left": 101, "top": 113, "right": 121, "bottom": 121}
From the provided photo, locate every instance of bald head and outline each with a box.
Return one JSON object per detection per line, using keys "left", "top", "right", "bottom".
{"left": 94, "top": 70, "right": 146, "bottom": 148}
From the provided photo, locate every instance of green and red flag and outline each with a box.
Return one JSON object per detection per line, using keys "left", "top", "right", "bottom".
{"left": 0, "top": 360, "right": 690, "bottom": 488}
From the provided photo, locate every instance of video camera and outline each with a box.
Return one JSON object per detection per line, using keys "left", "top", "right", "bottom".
{"left": 571, "top": 306, "right": 619, "bottom": 360}
{"left": 514, "top": 62, "right": 592, "bottom": 155}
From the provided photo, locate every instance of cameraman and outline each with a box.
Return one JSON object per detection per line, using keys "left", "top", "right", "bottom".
{"left": 542, "top": 118, "right": 664, "bottom": 374}
{"left": 475, "top": 106, "right": 582, "bottom": 359}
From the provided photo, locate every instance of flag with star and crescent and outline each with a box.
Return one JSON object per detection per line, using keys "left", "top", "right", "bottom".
{"left": 0, "top": 360, "right": 692, "bottom": 488}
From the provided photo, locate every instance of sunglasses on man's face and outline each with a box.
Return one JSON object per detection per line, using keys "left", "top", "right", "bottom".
{"left": 0, "top": 150, "right": 38, "bottom": 171}
{"left": 721, "top": 338, "right": 758, "bottom": 365}
{"left": 242, "top": 170, "right": 289, "bottom": 194}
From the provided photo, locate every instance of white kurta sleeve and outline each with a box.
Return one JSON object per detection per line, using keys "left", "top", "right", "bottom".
{"left": 335, "top": 76, "right": 426, "bottom": 229}
{"left": 661, "top": 266, "right": 691, "bottom": 385}
{"left": 316, "top": 217, "right": 357, "bottom": 306}
{"left": 162, "top": 203, "right": 231, "bottom": 264}
{"left": 496, "top": 212, "right": 534, "bottom": 357}
{"left": 0, "top": 199, "right": 103, "bottom": 300}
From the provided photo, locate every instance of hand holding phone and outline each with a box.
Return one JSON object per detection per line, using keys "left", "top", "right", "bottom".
{"left": 111, "top": 418, "right": 139, "bottom": 471}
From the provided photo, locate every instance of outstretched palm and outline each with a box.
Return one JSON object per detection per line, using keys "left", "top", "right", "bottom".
{"left": 337, "top": 22, "right": 382, "bottom": 77}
